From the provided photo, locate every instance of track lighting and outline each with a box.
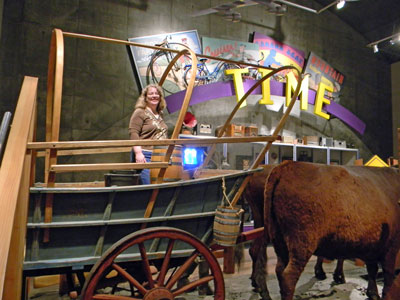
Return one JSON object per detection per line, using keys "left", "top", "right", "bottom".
{"left": 336, "top": 0, "right": 346, "bottom": 9}
{"left": 367, "top": 33, "right": 400, "bottom": 54}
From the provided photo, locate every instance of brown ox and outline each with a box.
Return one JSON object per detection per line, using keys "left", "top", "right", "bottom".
{"left": 244, "top": 165, "right": 344, "bottom": 300}
{"left": 263, "top": 161, "right": 400, "bottom": 300}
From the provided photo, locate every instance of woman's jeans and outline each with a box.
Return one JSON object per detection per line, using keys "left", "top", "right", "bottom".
{"left": 130, "top": 149, "right": 152, "bottom": 185}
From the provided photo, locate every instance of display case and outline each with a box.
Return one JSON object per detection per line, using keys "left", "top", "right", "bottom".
{"left": 179, "top": 135, "right": 359, "bottom": 169}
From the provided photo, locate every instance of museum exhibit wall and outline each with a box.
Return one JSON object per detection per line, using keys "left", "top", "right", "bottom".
{"left": 0, "top": 0, "right": 394, "bottom": 181}
{"left": 392, "top": 61, "right": 400, "bottom": 159}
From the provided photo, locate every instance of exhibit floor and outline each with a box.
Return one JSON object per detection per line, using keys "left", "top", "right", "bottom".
{"left": 28, "top": 244, "right": 381, "bottom": 300}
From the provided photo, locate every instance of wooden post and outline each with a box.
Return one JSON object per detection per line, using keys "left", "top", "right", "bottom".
{"left": 0, "top": 76, "right": 38, "bottom": 299}
{"left": 397, "top": 128, "right": 400, "bottom": 158}
{"left": 223, "top": 247, "right": 235, "bottom": 274}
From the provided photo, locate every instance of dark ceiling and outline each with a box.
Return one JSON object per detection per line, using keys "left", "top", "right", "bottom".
{"left": 312, "top": 0, "right": 400, "bottom": 64}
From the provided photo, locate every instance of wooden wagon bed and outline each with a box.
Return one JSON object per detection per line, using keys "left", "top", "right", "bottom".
{"left": 0, "top": 29, "right": 304, "bottom": 299}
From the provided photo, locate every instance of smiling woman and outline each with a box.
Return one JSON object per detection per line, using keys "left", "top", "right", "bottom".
{"left": 129, "top": 84, "right": 168, "bottom": 184}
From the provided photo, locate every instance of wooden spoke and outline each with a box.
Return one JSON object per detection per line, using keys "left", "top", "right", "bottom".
{"left": 172, "top": 275, "right": 214, "bottom": 296}
{"left": 112, "top": 263, "right": 147, "bottom": 295}
{"left": 165, "top": 251, "right": 198, "bottom": 289}
{"left": 138, "top": 242, "right": 155, "bottom": 289}
{"left": 156, "top": 238, "right": 175, "bottom": 286}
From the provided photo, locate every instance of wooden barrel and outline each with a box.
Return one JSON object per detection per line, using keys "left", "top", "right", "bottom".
{"left": 213, "top": 205, "right": 243, "bottom": 246}
{"left": 150, "top": 146, "right": 183, "bottom": 183}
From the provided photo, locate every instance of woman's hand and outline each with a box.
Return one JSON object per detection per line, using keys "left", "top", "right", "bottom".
{"left": 135, "top": 151, "right": 146, "bottom": 163}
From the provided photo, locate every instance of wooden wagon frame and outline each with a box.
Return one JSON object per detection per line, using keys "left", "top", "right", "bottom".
{"left": 0, "top": 28, "right": 304, "bottom": 300}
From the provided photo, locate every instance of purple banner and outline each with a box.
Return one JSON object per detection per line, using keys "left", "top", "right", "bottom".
{"left": 165, "top": 80, "right": 366, "bottom": 135}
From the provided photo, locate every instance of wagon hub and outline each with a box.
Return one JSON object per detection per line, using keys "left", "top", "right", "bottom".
{"left": 144, "top": 287, "right": 174, "bottom": 300}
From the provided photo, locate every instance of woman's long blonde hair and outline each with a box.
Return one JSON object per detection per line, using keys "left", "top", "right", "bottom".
{"left": 135, "top": 84, "right": 166, "bottom": 114}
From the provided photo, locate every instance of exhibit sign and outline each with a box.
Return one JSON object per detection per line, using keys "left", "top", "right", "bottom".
{"left": 165, "top": 76, "right": 366, "bottom": 135}
{"left": 251, "top": 31, "right": 305, "bottom": 77}
{"left": 201, "top": 36, "right": 260, "bottom": 83}
{"left": 128, "top": 30, "right": 202, "bottom": 94}
{"left": 304, "top": 52, "right": 345, "bottom": 104}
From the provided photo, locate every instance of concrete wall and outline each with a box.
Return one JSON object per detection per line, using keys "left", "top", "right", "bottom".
{"left": 392, "top": 61, "right": 400, "bottom": 158}
{"left": 0, "top": 0, "right": 394, "bottom": 181}
{"left": 0, "top": 0, "right": 3, "bottom": 43}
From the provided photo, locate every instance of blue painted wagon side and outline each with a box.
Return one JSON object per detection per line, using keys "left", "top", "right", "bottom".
{"left": 24, "top": 169, "right": 259, "bottom": 275}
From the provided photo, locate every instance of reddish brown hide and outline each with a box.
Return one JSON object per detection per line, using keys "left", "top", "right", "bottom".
{"left": 264, "top": 161, "right": 400, "bottom": 300}
{"left": 244, "top": 165, "right": 344, "bottom": 300}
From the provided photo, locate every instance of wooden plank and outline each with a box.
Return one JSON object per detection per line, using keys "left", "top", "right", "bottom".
{"left": 27, "top": 136, "right": 278, "bottom": 150}
{"left": 4, "top": 102, "right": 35, "bottom": 299}
{"left": 36, "top": 146, "right": 132, "bottom": 157}
{"left": 50, "top": 162, "right": 169, "bottom": 173}
{"left": 34, "top": 181, "right": 105, "bottom": 188}
{"left": 0, "top": 76, "right": 38, "bottom": 299}
{"left": 3, "top": 145, "right": 32, "bottom": 300}
{"left": 194, "top": 169, "right": 241, "bottom": 179}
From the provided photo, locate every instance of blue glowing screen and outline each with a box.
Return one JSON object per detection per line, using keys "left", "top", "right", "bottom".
{"left": 183, "top": 147, "right": 204, "bottom": 168}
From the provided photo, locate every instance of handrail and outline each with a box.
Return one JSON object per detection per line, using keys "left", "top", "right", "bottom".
{"left": 27, "top": 136, "right": 278, "bottom": 150}
{"left": 0, "top": 111, "right": 12, "bottom": 165}
{"left": 0, "top": 76, "right": 38, "bottom": 299}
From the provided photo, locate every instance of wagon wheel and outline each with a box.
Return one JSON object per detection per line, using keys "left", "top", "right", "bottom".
{"left": 80, "top": 227, "right": 225, "bottom": 300}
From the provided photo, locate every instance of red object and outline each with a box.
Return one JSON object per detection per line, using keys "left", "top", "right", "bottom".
{"left": 183, "top": 112, "right": 197, "bottom": 128}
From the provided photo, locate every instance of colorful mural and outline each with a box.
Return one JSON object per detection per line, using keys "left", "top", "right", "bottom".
{"left": 251, "top": 31, "right": 305, "bottom": 78}
{"left": 128, "top": 30, "right": 201, "bottom": 94}
{"left": 304, "top": 52, "right": 345, "bottom": 103}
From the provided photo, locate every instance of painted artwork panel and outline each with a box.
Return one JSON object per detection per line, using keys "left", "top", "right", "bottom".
{"left": 304, "top": 52, "right": 345, "bottom": 103}
{"left": 128, "top": 30, "right": 201, "bottom": 94}
{"left": 251, "top": 32, "right": 305, "bottom": 80}
{"left": 201, "top": 37, "right": 260, "bottom": 82}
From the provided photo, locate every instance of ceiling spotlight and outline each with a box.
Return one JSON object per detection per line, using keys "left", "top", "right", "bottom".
{"left": 336, "top": 0, "right": 346, "bottom": 9}
{"left": 373, "top": 44, "right": 379, "bottom": 53}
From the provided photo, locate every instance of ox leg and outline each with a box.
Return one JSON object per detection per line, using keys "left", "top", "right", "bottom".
{"left": 314, "top": 256, "right": 327, "bottom": 280}
{"left": 198, "top": 259, "right": 213, "bottom": 295}
{"left": 380, "top": 252, "right": 397, "bottom": 299}
{"left": 279, "top": 255, "right": 311, "bottom": 300}
{"left": 333, "top": 258, "right": 345, "bottom": 284}
{"left": 365, "top": 262, "right": 380, "bottom": 300}
{"left": 249, "top": 237, "right": 271, "bottom": 300}
{"left": 274, "top": 242, "right": 310, "bottom": 300}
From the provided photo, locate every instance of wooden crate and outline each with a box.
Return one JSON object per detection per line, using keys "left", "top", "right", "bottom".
{"left": 216, "top": 124, "right": 245, "bottom": 137}
{"left": 245, "top": 126, "right": 258, "bottom": 136}
{"left": 281, "top": 136, "right": 294, "bottom": 144}
{"left": 303, "top": 136, "right": 319, "bottom": 145}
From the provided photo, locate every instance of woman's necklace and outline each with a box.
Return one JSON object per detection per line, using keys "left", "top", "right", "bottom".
{"left": 146, "top": 107, "right": 160, "bottom": 120}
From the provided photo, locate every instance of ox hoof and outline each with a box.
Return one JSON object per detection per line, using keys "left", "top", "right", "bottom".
{"left": 333, "top": 273, "right": 345, "bottom": 284}
{"left": 366, "top": 291, "right": 381, "bottom": 300}
{"left": 250, "top": 277, "right": 257, "bottom": 288}
{"left": 198, "top": 285, "right": 213, "bottom": 295}
{"left": 260, "top": 291, "right": 272, "bottom": 300}
{"left": 314, "top": 270, "right": 327, "bottom": 280}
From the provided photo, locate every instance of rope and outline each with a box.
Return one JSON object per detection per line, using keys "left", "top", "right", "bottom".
{"left": 221, "top": 177, "right": 245, "bottom": 218}
{"left": 221, "top": 176, "right": 233, "bottom": 208}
